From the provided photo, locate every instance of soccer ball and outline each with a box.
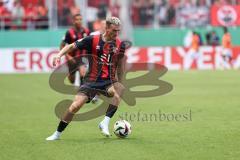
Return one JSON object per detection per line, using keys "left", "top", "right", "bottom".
{"left": 113, "top": 120, "right": 131, "bottom": 138}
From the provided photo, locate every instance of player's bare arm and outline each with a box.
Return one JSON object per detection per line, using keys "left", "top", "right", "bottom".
{"left": 53, "top": 43, "right": 76, "bottom": 67}
{"left": 60, "top": 41, "right": 76, "bottom": 63}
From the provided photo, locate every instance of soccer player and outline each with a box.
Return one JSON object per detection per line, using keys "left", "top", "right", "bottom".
{"left": 60, "top": 13, "right": 90, "bottom": 85}
{"left": 46, "top": 17, "right": 126, "bottom": 140}
{"left": 189, "top": 31, "right": 200, "bottom": 58}
{"left": 221, "top": 27, "right": 232, "bottom": 69}
{"left": 186, "top": 31, "right": 200, "bottom": 69}
{"left": 89, "top": 19, "right": 106, "bottom": 103}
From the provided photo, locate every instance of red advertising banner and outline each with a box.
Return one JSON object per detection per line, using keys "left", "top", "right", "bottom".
{"left": 126, "top": 46, "right": 240, "bottom": 70}
{"left": 0, "top": 46, "right": 240, "bottom": 73}
{"left": 211, "top": 5, "right": 240, "bottom": 26}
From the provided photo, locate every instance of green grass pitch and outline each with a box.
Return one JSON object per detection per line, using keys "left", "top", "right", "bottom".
{"left": 0, "top": 70, "right": 240, "bottom": 160}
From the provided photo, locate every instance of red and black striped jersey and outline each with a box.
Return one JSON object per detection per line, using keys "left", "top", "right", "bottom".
{"left": 74, "top": 34, "right": 125, "bottom": 82}
{"left": 62, "top": 27, "right": 90, "bottom": 58}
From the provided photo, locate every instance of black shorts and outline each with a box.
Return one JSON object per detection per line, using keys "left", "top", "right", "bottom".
{"left": 78, "top": 80, "right": 117, "bottom": 103}
{"left": 67, "top": 58, "right": 86, "bottom": 76}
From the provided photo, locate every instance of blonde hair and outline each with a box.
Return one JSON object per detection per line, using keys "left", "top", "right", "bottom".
{"left": 106, "top": 17, "right": 121, "bottom": 27}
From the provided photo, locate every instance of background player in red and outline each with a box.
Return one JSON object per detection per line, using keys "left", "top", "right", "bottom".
{"left": 46, "top": 17, "right": 126, "bottom": 140}
{"left": 60, "top": 13, "right": 90, "bottom": 85}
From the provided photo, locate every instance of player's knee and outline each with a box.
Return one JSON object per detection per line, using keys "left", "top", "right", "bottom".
{"left": 113, "top": 93, "right": 121, "bottom": 104}
{"left": 107, "top": 88, "right": 115, "bottom": 97}
{"left": 69, "top": 102, "right": 82, "bottom": 113}
{"left": 69, "top": 103, "right": 80, "bottom": 113}
{"left": 69, "top": 99, "right": 83, "bottom": 113}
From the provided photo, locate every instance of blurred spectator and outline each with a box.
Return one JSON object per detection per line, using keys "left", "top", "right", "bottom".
{"left": 70, "top": 3, "right": 80, "bottom": 16}
{"left": 0, "top": 2, "right": 6, "bottom": 16}
{"left": 206, "top": 30, "right": 212, "bottom": 45}
{"left": 110, "top": 0, "right": 120, "bottom": 17}
{"left": 157, "top": 0, "right": 168, "bottom": 25}
{"left": 155, "top": 0, "right": 176, "bottom": 26}
{"left": 211, "top": 31, "right": 220, "bottom": 46}
{"left": 131, "top": 0, "right": 141, "bottom": 25}
{"left": 35, "top": 0, "right": 48, "bottom": 29}
{"left": 176, "top": 0, "right": 209, "bottom": 28}
{"left": 205, "top": 30, "right": 220, "bottom": 46}
{"left": 97, "top": 1, "right": 108, "bottom": 19}
{"left": 138, "top": 0, "right": 148, "bottom": 26}
{"left": 0, "top": 1, "right": 11, "bottom": 29}
{"left": 145, "top": 0, "right": 154, "bottom": 25}
{"left": 5, "top": 0, "right": 15, "bottom": 11}
{"left": 24, "top": 3, "right": 36, "bottom": 29}
{"left": 58, "top": 0, "right": 79, "bottom": 27}
{"left": 1, "top": 0, "right": 240, "bottom": 30}
{"left": 166, "top": 2, "right": 176, "bottom": 25}
{"left": 25, "top": 3, "right": 36, "bottom": 20}
{"left": 131, "top": 0, "right": 155, "bottom": 26}
{"left": 11, "top": 0, "right": 25, "bottom": 29}
{"left": 58, "top": 0, "right": 71, "bottom": 26}
{"left": 35, "top": 0, "right": 48, "bottom": 18}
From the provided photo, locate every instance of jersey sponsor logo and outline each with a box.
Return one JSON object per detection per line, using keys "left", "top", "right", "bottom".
{"left": 99, "top": 53, "right": 112, "bottom": 65}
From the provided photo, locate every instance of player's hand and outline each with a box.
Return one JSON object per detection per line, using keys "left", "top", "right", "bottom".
{"left": 52, "top": 55, "right": 61, "bottom": 67}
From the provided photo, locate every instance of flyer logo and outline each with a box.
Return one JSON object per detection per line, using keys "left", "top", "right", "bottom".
{"left": 217, "top": 6, "right": 237, "bottom": 26}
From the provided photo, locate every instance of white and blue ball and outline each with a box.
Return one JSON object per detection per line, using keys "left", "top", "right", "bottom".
{"left": 113, "top": 120, "right": 132, "bottom": 138}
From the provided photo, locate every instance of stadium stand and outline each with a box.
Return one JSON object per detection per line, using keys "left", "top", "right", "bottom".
{"left": 1, "top": 0, "right": 240, "bottom": 30}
